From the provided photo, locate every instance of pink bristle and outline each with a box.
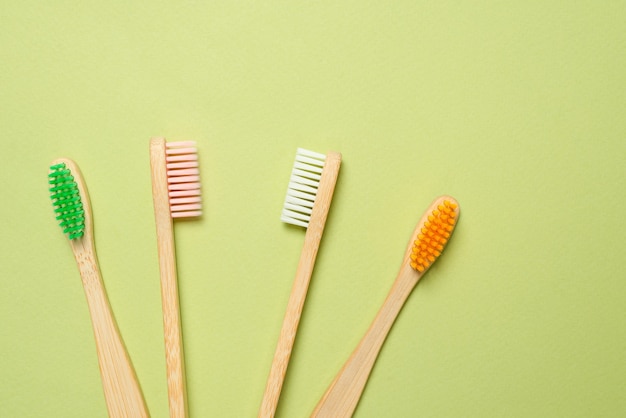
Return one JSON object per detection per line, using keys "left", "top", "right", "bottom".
{"left": 168, "top": 182, "right": 201, "bottom": 191}
{"left": 172, "top": 211, "right": 202, "bottom": 218}
{"left": 166, "top": 154, "right": 198, "bottom": 162}
{"left": 170, "top": 203, "right": 202, "bottom": 212}
{"left": 169, "top": 189, "right": 201, "bottom": 198}
{"left": 165, "top": 141, "right": 202, "bottom": 218}
{"left": 167, "top": 175, "right": 200, "bottom": 184}
{"left": 167, "top": 161, "right": 199, "bottom": 169}
{"left": 167, "top": 168, "right": 200, "bottom": 176}
{"left": 170, "top": 196, "right": 201, "bottom": 204}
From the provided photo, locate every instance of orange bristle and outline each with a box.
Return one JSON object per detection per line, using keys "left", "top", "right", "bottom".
{"left": 409, "top": 199, "right": 458, "bottom": 272}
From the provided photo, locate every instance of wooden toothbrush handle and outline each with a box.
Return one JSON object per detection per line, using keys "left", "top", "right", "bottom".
{"left": 150, "top": 137, "right": 188, "bottom": 418}
{"left": 75, "top": 246, "right": 150, "bottom": 418}
{"left": 155, "top": 217, "right": 188, "bottom": 418}
{"left": 310, "top": 265, "right": 418, "bottom": 418}
{"left": 259, "top": 153, "right": 342, "bottom": 418}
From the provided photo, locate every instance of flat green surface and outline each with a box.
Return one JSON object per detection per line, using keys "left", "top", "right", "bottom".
{"left": 1, "top": 1, "right": 625, "bottom": 417}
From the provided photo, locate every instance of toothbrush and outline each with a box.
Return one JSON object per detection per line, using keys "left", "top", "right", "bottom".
{"left": 258, "top": 148, "right": 342, "bottom": 418}
{"left": 48, "top": 159, "right": 150, "bottom": 418}
{"left": 149, "top": 138, "right": 202, "bottom": 418}
{"left": 310, "top": 196, "right": 460, "bottom": 418}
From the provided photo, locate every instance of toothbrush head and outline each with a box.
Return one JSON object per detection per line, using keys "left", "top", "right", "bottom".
{"left": 49, "top": 162, "right": 85, "bottom": 240}
{"left": 165, "top": 141, "right": 202, "bottom": 218}
{"left": 280, "top": 148, "right": 327, "bottom": 228}
{"left": 410, "top": 196, "right": 460, "bottom": 273}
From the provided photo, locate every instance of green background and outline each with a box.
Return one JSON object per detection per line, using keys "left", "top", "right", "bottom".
{"left": 1, "top": 1, "right": 625, "bottom": 417}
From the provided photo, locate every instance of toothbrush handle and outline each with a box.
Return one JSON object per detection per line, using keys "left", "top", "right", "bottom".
{"left": 259, "top": 153, "right": 342, "bottom": 418}
{"left": 258, "top": 223, "right": 323, "bottom": 418}
{"left": 310, "top": 265, "right": 418, "bottom": 418}
{"left": 155, "top": 214, "right": 188, "bottom": 418}
{"left": 76, "top": 246, "right": 150, "bottom": 418}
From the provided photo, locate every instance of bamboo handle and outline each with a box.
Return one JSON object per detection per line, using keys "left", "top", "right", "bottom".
{"left": 150, "top": 138, "right": 188, "bottom": 418}
{"left": 259, "top": 152, "right": 342, "bottom": 418}
{"left": 74, "top": 243, "right": 150, "bottom": 418}
{"left": 310, "top": 264, "right": 418, "bottom": 418}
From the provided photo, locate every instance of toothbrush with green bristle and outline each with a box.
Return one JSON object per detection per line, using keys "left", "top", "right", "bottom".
{"left": 48, "top": 158, "right": 150, "bottom": 418}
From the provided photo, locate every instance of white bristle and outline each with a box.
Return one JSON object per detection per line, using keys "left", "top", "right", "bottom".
{"left": 290, "top": 174, "right": 319, "bottom": 188}
{"left": 166, "top": 141, "right": 202, "bottom": 218}
{"left": 281, "top": 148, "right": 326, "bottom": 228}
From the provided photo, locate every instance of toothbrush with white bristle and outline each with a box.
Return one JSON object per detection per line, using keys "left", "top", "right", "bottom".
{"left": 259, "top": 148, "right": 342, "bottom": 418}
{"left": 149, "top": 138, "right": 202, "bottom": 418}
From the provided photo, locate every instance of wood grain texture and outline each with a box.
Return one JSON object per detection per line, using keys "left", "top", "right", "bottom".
{"left": 54, "top": 158, "right": 149, "bottom": 418}
{"left": 310, "top": 196, "right": 459, "bottom": 418}
{"left": 258, "top": 152, "right": 342, "bottom": 418}
{"left": 149, "top": 138, "right": 189, "bottom": 418}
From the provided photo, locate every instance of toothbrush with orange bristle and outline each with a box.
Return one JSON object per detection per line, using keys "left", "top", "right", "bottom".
{"left": 48, "top": 159, "right": 150, "bottom": 417}
{"left": 310, "top": 196, "right": 460, "bottom": 418}
{"left": 149, "top": 138, "right": 202, "bottom": 418}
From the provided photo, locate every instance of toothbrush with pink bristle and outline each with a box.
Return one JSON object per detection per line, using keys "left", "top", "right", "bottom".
{"left": 149, "top": 138, "right": 202, "bottom": 418}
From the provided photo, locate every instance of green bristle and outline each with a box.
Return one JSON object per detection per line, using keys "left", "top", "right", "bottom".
{"left": 49, "top": 163, "right": 85, "bottom": 239}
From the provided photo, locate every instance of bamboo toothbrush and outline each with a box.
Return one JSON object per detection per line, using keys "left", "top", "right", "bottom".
{"left": 149, "top": 138, "right": 202, "bottom": 418}
{"left": 258, "top": 148, "right": 342, "bottom": 418}
{"left": 310, "top": 196, "right": 460, "bottom": 418}
{"left": 48, "top": 159, "right": 150, "bottom": 418}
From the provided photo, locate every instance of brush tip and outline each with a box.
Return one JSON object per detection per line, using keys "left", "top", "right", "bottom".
{"left": 49, "top": 162, "right": 85, "bottom": 239}
{"left": 166, "top": 141, "right": 203, "bottom": 218}
{"left": 281, "top": 148, "right": 327, "bottom": 228}
{"left": 410, "top": 197, "right": 459, "bottom": 272}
